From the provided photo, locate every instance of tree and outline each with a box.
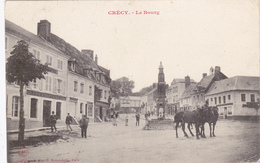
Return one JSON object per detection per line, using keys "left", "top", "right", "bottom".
{"left": 6, "top": 40, "right": 48, "bottom": 142}
{"left": 110, "top": 77, "right": 135, "bottom": 98}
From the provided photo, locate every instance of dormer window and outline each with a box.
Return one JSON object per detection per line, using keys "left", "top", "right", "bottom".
{"left": 70, "top": 62, "right": 75, "bottom": 71}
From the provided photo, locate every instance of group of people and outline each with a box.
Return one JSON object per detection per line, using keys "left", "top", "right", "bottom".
{"left": 49, "top": 112, "right": 89, "bottom": 138}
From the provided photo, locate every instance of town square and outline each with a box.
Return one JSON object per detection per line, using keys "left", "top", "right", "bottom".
{"left": 2, "top": 0, "right": 260, "bottom": 163}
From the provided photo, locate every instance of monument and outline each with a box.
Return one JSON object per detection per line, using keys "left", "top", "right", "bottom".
{"left": 143, "top": 62, "right": 174, "bottom": 130}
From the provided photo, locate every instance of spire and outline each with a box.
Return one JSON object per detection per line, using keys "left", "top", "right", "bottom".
{"left": 159, "top": 61, "right": 163, "bottom": 69}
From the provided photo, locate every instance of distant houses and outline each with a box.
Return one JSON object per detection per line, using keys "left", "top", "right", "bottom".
{"left": 110, "top": 96, "right": 142, "bottom": 114}
{"left": 142, "top": 66, "right": 259, "bottom": 118}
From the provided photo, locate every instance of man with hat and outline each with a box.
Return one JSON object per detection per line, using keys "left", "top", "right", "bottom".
{"left": 79, "top": 115, "right": 89, "bottom": 138}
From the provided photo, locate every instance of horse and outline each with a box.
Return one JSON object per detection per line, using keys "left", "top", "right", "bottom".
{"left": 174, "top": 108, "right": 207, "bottom": 139}
{"left": 200, "top": 106, "right": 219, "bottom": 138}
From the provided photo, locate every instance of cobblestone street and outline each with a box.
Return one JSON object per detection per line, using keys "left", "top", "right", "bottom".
{"left": 8, "top": 114, "right": 260, "bottom": 163}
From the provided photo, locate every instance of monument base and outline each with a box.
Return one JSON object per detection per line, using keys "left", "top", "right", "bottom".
{"left": 143, "top": 119, "right": 174, "bottom": 130}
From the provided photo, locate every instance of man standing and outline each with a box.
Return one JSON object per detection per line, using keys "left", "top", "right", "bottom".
{"left": 125, "top": 113, "right": 129, "bottom": 126}
{"left": 79, "top": 115, "right": 89, "bottom": 138}
{"left": 135, "top": 113, "right": 140, "bottom": 126}
{"left": 66, "top": 113, "right": 73, "bottom": 131}
{"left": 49, "top": 111, "right": 57, "bottom": 132}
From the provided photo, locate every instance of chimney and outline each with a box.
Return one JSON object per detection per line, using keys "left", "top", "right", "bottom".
{"left": 37, "top": 20, "right": 51, "bottom": 40}
{"left": 95, "top": 55, "right": 98, "bottom": 65}
{"left": 185, "top": 76, "right": 190, "bottom": 88}
{"left": 203, "top": 73, "right": 207, "bottom": 78}
{"left": 214, "top": 66, "right": 221, "bottom": 80}
{"left": 81, "top": 49, "right": 94, "bottom": 60}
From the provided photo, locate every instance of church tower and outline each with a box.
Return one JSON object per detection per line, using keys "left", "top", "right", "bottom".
{"left": 157, "top": 62, "right": 166, "bottom": 118}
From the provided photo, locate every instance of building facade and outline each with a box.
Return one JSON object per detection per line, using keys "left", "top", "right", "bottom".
{"left": 166, "top": 76, "right": 196, "bottom": 114}
{"left": 191, "top": 66, "right": 227, "bottom": 107}
{"left": 6, "top": 19, "right": 70, "bottom": 130}
{"left": 6, "top": 19, "right": 111, "bottom": 130}
{"left": 205, "top": 76, "right": 260, "bottom": 118}
{"left": 118, "top": 96, "right": 141, "bottom": 113}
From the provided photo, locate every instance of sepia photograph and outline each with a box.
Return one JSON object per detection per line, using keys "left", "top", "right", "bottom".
{"left": 2, "top": 0, "right": 260, "bottom": 162}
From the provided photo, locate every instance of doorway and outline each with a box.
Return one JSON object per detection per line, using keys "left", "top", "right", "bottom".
{"left": 99, "top": 106, "right": 103, "bottom": 120}
{"left": 43, "top": 100, "right": 51, "bottom": 127}
{"left": 224, "top": 107, "right": 227, "bottom": 119}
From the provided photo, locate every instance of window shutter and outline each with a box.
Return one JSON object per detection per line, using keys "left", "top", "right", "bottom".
{"left": 49, "top": 77, "right": 52, "bottom": 91}
{"left": 53, "top": 78, "right": 56, "bottom": 94}
{"left": 62, "top": 81, "right": 66, "bottom": 95}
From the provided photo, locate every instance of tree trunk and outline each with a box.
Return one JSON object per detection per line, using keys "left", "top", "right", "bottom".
{"left": 18, "top": 84, "right": 25, "bottom": 143}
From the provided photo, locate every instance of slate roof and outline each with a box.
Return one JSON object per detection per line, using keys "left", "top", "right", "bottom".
{"left": 6, "top": 19, "right": 111, "bottom": 86}
{"left": 171, "top": 78, "right": 196, "bottom": 85}
{"left": 206, "top": 76, "right": 260, "bottom": 95}
{"left": 194, "top": 72, "right": 227, "bottom": 93}
{"left": 5, "top": 19, "right": 65, "bottom": 57}
{"left": 180, "top": 84, "right": 197, "bottom": 99}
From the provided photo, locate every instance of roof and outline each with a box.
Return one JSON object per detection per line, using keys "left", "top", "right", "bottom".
{"left": 180, "top": 84, "right": 197, "bottom": 99}
{"left": 120, "top": 96, "right": 141, "bottom": 101}
{"left": 206, "top": 76, "right": 260, "bottom": 95}
{"left": 6, "top": 19, "right": 111, "bottom": 86}
{"left": 196, "top": 74, "right": 215, "bottom": 88}
{"left": 5, "top": 19, "right": 66, "bottom": 57}
{"left": 147, "top": 87, "right": 158, "bottom": 95}
{"left": 49, "top": 34, "right": 111, "bottom": 86}
{"left": 194, "top": 72, "right": 227, "bottom": 93}
{"left": 170, "top": 78, "right": 196, "bottom": 86}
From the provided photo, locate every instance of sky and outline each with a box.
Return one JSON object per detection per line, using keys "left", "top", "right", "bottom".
{"left": 3, "top": 0, "right": 260, "bottom": 92}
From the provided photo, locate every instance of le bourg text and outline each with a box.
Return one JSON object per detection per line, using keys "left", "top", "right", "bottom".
{"left": 108, "top": 10, "right": 160, "bottom": 15}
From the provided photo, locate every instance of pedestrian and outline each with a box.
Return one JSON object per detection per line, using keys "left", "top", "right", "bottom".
{"left": 66, "top": 113, "right": 73, "bottom": 131}
{"left": 135, "top": 113, "right": 140, "bottom": 126}
{"left": 148, "top": 111, "right": 150, "bottom": 118}
{"left": 79, "top": 115, "right": 89, "bottom": 138}
{"left": 113, "top": 111, "right": 118, "bottom": 126}
{"left": 125, "top": 113, "right": 128, "bottom": 126}
{"left": 49, "top": 111, "right": 57, "bottom": 132}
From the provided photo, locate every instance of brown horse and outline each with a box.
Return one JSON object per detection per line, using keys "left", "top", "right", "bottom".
{"left": 174, "top": 108, "right": 207, "bottom": 139}
{"left": 200, "top": 106, "right": 219, "bottom": 137}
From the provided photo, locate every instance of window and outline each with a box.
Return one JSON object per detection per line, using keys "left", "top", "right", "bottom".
{"left": 104, "top": 91, "right": 107, "bottom": 99}
{"left": 12, "top": 96, "right": 19, "bottom": 117}
{"left": 219, "top": 97, "right": 221, "bottom": 104}
{"left": 228, "top": 95, "right": 231, "bottom": 100}
{"left": 223, "top": 96, "right": 226, "bottom": 104}
{"left": 80, "top": 83, "right": 84, "bottom": 94}
{"left": 46, "top": 55, "right": 52, "bottom": 66}
{"left": 57, "top": 60, "right": 63, "bottom": 70}
{"left": 241, "top": 94, "right": 246, "bottom": 102}
{"left": 45, "top": 76, "right": 52, "bottom": 91}
{"left": 251, "top": 94, "right": 255, "bottom": 102}
{"left": 74, "top": 81, "right": 78, "bottom": 92}
{"left": 56, "top": 102, "right": 61, "bottom": 119}
{"left": 89, "top": 86, "right": 92, "bottom": 96}
{"left": 85, "top": 104, "right": 88, "bottom": 116}
{"left": 88, "top": 104, "right": 93, "bottom": 116}
{"left": 30, "top": 98, "right": 38, "bottom": 118}
{"left": 101, "top": 90, "right": 103, "bottom": 98}
{"left": 80, "top": 103, "right": 83, "bottom": 113}
{"left": 33, "top": 49, "right": 40, "bottom": 60}
{"left": 211, "top": 98, "right": 213, "bottom": 102}
{"left": 214, "top": 97, "right": 217, "bottom": 104}
{"left": 57, "top": 79, "right": 62, "bottom": 93}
